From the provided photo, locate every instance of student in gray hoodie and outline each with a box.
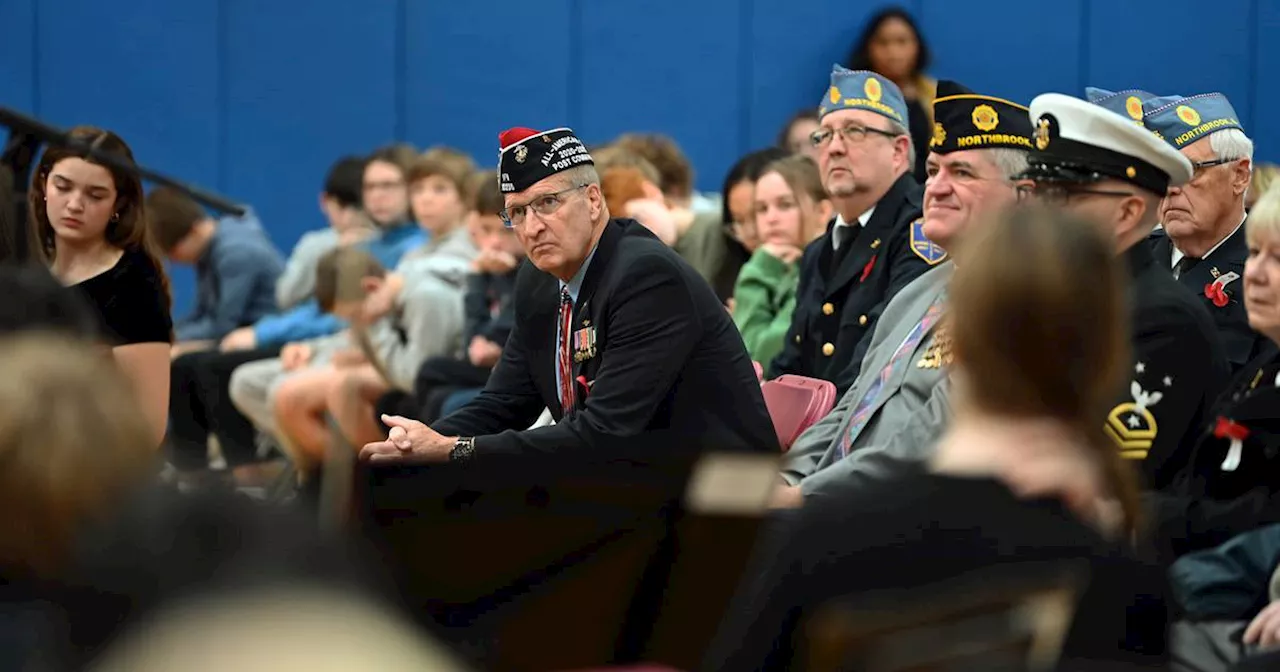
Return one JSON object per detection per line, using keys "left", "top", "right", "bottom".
{"left": 268, "top": 153, "right": 477, "bottom": 472}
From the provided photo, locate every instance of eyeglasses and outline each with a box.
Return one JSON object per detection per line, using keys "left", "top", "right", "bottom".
{"left": 1185, "top": 157, "right": 1236, "bottom": 185}
{"left": 809, "top": 125, "right": 901, "bottom": 148}
{"left": 1015, "top": 184, "right": 1135, "bottom": 204}
{"left": 363, "top": 179, "right": 405, "bottom": 192}
{"left": 1192, "top": 158, "right": 1234, "bottom": 171}
{"left": 500, "top": 185, "right": 587, "bottom": 228}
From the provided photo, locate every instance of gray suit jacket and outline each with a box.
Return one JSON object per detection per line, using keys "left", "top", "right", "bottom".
{"left": 781, "top": 262, "right": 954, "bottom": 498}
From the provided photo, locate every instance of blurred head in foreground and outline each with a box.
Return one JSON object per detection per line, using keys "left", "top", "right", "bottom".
{"left": 946, "top": 206, "right": 1139, "bottom": 533}
{"left": 0, "top": 332, "right": 155, "bottom": 580}
{"left": 88, "top": 586, "right": 471, "bottom": 672}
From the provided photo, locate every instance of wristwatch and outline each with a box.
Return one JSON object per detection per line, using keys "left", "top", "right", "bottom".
{"left": 449, "top": 436, "right": 476, "bottom": 462}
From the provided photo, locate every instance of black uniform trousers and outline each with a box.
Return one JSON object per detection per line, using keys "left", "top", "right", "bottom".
{"left": 168, "top": 345, "right": 281, "bottom": 471}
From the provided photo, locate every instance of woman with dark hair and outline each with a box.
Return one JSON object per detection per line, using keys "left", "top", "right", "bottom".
{"left": 846, "top": 6, "right": 935, "bottom": 182}
{"left": 709, "top": 207, "right": 1169, "bottom": 671}
{"left": 28, "top": 127, "right": 174, "bottom": 446}
{"left": 716, "top": 147, "right": 792, "bottom": 304}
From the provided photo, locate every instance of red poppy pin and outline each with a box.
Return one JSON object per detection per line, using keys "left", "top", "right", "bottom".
{"left": 1204, "top": 282, "right": 1229, "bottom": 307}
{"left": 860, "top": 254, "right": 877, "bottom": 282}
{"left": 575, "top": 375, "right": 594, "bottom": 399}
{"left": 1213, "top": 415, "right": 1249, "bottom": 471}
{"left": 1204, "top": 271, "right": 1241, "bottom": 309}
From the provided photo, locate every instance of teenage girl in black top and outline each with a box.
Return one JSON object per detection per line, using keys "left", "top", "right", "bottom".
{"left": 28, "top": 127, "right": 173, "bottom": 446}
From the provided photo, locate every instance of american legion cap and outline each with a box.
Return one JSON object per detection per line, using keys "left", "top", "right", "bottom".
{"left": 1085, "top": 87, "right": 1159, "bottom": 126}
{"left": 928, "top": 80, "right": 1034, "bottom": 154}
{"left": 1022, "top": 93, "right": 1193, "bottom": 195}
{"left": 498, "top": 127, "right": 595, "bottom": 194}
{"left": 1142, "top": 92, "right": 1245, "bottom": 150}
{"left": 818, "top": 65, "right": 909, "bottom": 127}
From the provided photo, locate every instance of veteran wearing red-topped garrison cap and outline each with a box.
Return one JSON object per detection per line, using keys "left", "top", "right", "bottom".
{"left": 360, "top": 126, "right": 778, "bottom": 467}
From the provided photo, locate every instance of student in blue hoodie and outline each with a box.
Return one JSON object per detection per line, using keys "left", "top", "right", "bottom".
{"left": 147, "top": 187, "right": 284, "bottom": 351}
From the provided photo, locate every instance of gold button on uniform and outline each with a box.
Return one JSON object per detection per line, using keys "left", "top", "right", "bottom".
{"left": 822, "top": 302, "right": 834, "bottom": 316}
{"left": 794, "top": 334, "right": 801, "bottom": 344}
{"left": 858, "top": 314, "right": 867, "bottom": 326}
{"left": 822, "top": 342, "right": 835, "bottom": 356}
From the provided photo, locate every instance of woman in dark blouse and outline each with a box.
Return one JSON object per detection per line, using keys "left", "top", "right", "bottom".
{"left": 707, "top": 207, "right": 1169, "bottom": 670}
{"left": 846, "top": 7, "right": 936, "bottom": 183}
{"left": 28, "top": 127, "right": 173, "bottom": 446}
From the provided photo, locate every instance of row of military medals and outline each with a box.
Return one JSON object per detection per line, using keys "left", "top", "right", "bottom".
{"left": 917, "top": 323, "right": 953, "bottom": 370}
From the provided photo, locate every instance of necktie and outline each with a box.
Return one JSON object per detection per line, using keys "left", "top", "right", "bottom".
{"left": 838, "top": 295, "right": 946, "bottom": 456}
{"left": 1176, "top": 256, "right": 1201, "bottom": 279}
{"left": 557, "top": 287, "right": 575, "bottom": 415}
{"left": 829, "top": 225, "right": 858, "bottom": 275}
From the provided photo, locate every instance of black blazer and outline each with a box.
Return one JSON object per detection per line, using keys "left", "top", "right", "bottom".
{"left": 1113, "top": 244, "right": 1230, "bottom": 491}
{"left": 1150, "top": 224, "right": 1268, "bottom": 372}
{"left": 433, "top": 218, "right": 779, "bottom": 465}
{"left": 767, "top": 172, "right": 934, "bottom": 395}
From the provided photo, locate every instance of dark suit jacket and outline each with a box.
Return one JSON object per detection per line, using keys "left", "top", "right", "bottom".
{"left": 433, "top": 218, "right": 779, "bottom": 466}
{"left": 1113, "top": 244, "right": 1230, "bottom": 491}
{"left": 1147, "top": 342, "right": 1280, "bottom": 564}
{"left": 1150, "top": 224, "right": 1267, "bottom": 372}
{"left": 766, "top": 172, "right": 934, "bottom": 395}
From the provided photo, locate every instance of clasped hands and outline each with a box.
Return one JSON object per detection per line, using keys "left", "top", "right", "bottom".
{"left": 359, "top": 414, "right": 458, "bottom": 464}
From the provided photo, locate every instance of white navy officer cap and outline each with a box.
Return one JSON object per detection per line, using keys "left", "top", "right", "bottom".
{"left": 1021, "top": 93, "right": 1193, "bottom": 196}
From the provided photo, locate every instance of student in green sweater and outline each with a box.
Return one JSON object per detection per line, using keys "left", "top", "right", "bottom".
{"left": 732, "top": 155, "right": 832, "bottom": 365}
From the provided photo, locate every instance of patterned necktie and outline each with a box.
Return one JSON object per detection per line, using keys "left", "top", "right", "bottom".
{"left": 557, "top": 287, "right": 575, "bottom": 415}
{"left": 839, "top": 295, "right": 946, "bottom": 456}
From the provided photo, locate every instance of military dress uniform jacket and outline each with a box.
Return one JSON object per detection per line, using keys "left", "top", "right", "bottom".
{"left": 432, "top": 219, "right": 779, "bottom": 467}
{"left": 767, "top": 172, "right": 935, "bottom": 395}
{"left": 780, "top": 262, "right": 954, "bottom": 498}
{"left": 1150, "top": 224, "right": 1268, "bottom": 372}
{"left": 1147, "top": 342, "right": 1280, "bottom": 563}
{"left": 1108, "top": 243, "right": 1230, "bottom": 491}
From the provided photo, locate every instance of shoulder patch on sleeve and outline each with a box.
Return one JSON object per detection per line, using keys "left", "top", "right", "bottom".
{"left": 1104, "top": 374, "right": 1164, "bottom": 461}
{"left": 909, "top": 218, "right": 948, "bottom": 265}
